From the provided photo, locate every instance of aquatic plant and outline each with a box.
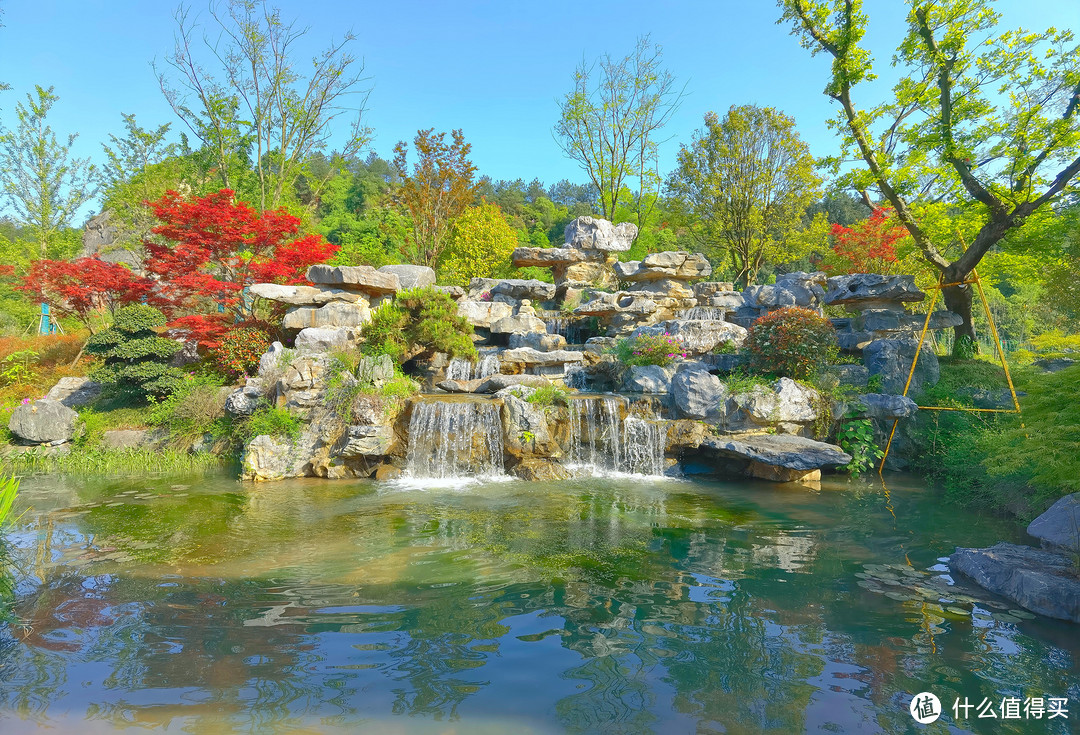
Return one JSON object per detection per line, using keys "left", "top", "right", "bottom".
{"left": 0, "top": 448, "right": 224, "bottom": 477}
{"left": 0, "top": 475, "right": 22, "bottom": 527}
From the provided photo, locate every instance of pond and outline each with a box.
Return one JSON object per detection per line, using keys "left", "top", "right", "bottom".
{"left": 0, "top": 472, "right": 1076, "bottom": 734}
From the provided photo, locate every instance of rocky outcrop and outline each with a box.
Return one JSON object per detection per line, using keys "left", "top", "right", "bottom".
{"left": 863, "top": 338, "right": 939, "bottom": 395}
{"left": 564, "top": 216, "right": 638, "bottom": 252}
{"left": 501, "top": 390, "right": 559, "bottom": 458}
{"left": 44, "top": 377, "right": 102, "bottom": 408}
{"left": 671, "top": 365, "right": 728, "bottom": 421}
{"left": 294, "top": 326, "right": 362, "bottom": 353}
{"left": 622, "top": 365, "right": 675, "bottom": 394}
{"left": 282, "top": 301, "right": 371, "bottom": 330}
{"left": 8, "top": 399, "right": 78, "bottom": 444}
{"left": 700, "top": 433, "right": 852, "bottom": 483}
{"left": 491, "top": 300, "right": 548, "bottom": 336}
{"left": 951, "top": 543, "right": 1080, "bottom": 623}
{"left": 632, "top": 319, "right": 747, "bottom": 355}
{"left": 853, "top": 393, "right": 919, "bottom": 420}
{"left": 378, "top": 264, "right": 435, "bottom": 290}
{"left": 225, "top": 381, "right": 264, "bottom": 417}
{"left": 614, "top": 251, "right": 711, "bottom": 281}
{"left": 306, "top": 264, "right": 400, "bottom": 295}
{"left": 509, "top": 457, "right": 573, "bottom": 481}
{"left": 727, "top": 272, "right": 827, "bottom": 327}
{"left": 458, "top": 301, "right": 514, "bottom": 329}
{"left": 1027, "top": 493, "right": 1080, "bottom": 555}
{"left": 724, "top": 378, "right": 822, "bottom": 434}
{"left": 824, "top": 273, "right": 925, "bottom": 308}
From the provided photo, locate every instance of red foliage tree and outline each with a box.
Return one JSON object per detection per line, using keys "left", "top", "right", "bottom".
{"left": 18, "top": 257, "right": 151, "bottom": 333}
{"left": 144, "top": 189, "right": 338, "bottom": 347}
{"left": 828, "top": 207, "right": 906, "bottom": 275}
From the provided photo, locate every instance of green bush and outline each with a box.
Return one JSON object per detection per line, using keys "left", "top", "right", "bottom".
{"left": 239, "top": 404, "right": 302, "bottom": 443}
{"left": 213, "top": 325, "right": 271, "bottom": 381}
{"left": 148, "top": 373, "right": 230, "bottom": 448}
{"left": 525, "top": 384, "right": 569, "bottom": 407}
{"left": 613, "top": 332, "right": 686, "bottom": 367}
{"left": 361, "top": 287, "right": 476, "bottom": 364}
{"left": 747, "top": 306, "right": 838, "bottom": 379}
{"left": 836, "top": 411, "right": 883, "bottom": 478}
{"left": 85, "top": 305, "right": 185, "bottom": 401}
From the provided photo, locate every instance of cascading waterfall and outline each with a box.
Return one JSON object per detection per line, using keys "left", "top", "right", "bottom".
{"left": 445, "top": 353, "right": 501, "bottom": 381}
{"left": 475, "top": 353, "right": 500, "bottom": 379}
{"left": 676, "top": 306, "right": 728, "bottom": 321}
{"left": 405, "top": 400, "right": 505, "bottom": 479}
{"left": 565, "top": 397, "right": 667, "bottom": 477}
{"left": 544, "top": 314, "right": 588, "bottom": 344}
{"left": 445, "top": 357, "right": 473, "bottom": 381}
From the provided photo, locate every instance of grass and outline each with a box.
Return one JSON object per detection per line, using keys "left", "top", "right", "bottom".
{"left": 0, "top": 447, "right": 225, "bottom": 477}
{"left": 525, "top": 384, "right": 569, "bottom": 408}
{"left": 0, "top": 475, "right": 21, "bottom": 527}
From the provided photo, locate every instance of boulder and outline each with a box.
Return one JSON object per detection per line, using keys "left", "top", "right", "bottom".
{"left": 8, "top": 399, "right": 78, "bottom": 444}
{"left": 501, "top": 392, "right": 559, "bottom": 458}
{"left": 510, "top": 457, "right": 573, "bottom": 481}
{"left": 100, "top": 428, "right": 155, "bottom": 450}
{"left": 622, "top": 364, "right": 675, "bottom": 394}
{"left": 728, "top": 378, "right": 819, "bottom": 427}
{"left": 950, "top": 543, "right": 1080, "bottom": 623}
{"left": 475, "top": 374, "right": 553, "bottom": 393}
{"left": 1035, "top": 357, "right": 1076, "bottom": 373}
{"left": 294, "top": 326, "right": 360, "bottom": 353}
{"left": 1027, "top": 493, "right": 1080, "bottom": 555}
{"left": 824, "top": 274, "right": 925, "bottom": 308}
{"left": 436, "top": 378, "right": 485, "bottom": 394}
{"left": 701, "top": 433, "right": 852, "bottom": 482}
{"left": 225, "top": 381, "right": 265, "bottom": 417}
{"left": 242, "top": 435, "right": 296, "bottom": 482}
{"left": 564, "top": 215, "right": 637, "bottom": 252}
{"left": 250, "top": 283, "right": 365, "bottom": 306}
{"left": 853, "top": 308, "right": 963, "bottom": 335}
{"left": 665, "top": 419, "right": 709, "bottom": 453}
{"left": 356, "top": 354, "right": 395, "bottom": 387}
{"left": 499, "top": 348, "right": 585, "bottom": 367}
{"left": 633, "top": 320, "right": 748, "bottom": 354}
{"left": 615, "top": 252, "right": 711, "bottom": 281}
{"left": 508, "top": 332, "right": 567, "bottom": 352}
{"left": 863, "top": 338, "right": 940, "bottom": 395}
{"left": 511, "top": 247, "right": 603, "bottom": 267}
{"left": 433, "top": 285, "right": 466, "bottom": 300}
{"left": 336, "top": 424, "right": 395, "bottom": 458}
{"left": 826, "top": 364, "right": 869, "bottom": 388}
{"left": 457, "top": 300, "right": 514, "bottom": 329}
{"left": 305, "top": 264, "right": 399, "bottom": 295}
{"left": 258, "top": 342, "right": 295, "bottom": 377}
{"left": 282, "top": 301, "right": 371, "bottom": 330}
{"left": 377, "top": 264, "right": 436, "bottom": 290}
{"left": 488, "top": 279, "right": 558, "bottom": 303}
{"left": 169, "top": 339, "right": 201, "bottom": 368}
{"left": 672, "top": 366, "right": 728, "bottom": 420}
{"left": 853, "top": 393, "right": 919, "bottom": 420}
{"left": 491, "top": 311, "right": 548, "bottom": 336}
{"left": 44, "top": 376, "right": 102, "bottom": 408}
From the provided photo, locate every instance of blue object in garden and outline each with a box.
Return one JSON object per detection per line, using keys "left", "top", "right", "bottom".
{"left": 39, "top": 303, "right": 57, "bottom": 335}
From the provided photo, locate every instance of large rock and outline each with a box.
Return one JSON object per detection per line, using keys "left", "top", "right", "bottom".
{"left": 356, "top": 354, "right": 395, "bottom": 387}
{"left": 225, "top": 381, "right": 265, "bottom": 417}
{"left": 950, "top": 542, "right": 1080, "bottom": 623}
{"left": 510, "top": 457, "right": 572, "bottom": 481}
{"left": 863, "top": 338, "right": 939, "bottom": 395}
{"left": 622, "top": 364, "right": 675, "bottom": 394}
{"left": 293, "top": 326, "right": 361, "bottom": 353}
{"left": 476, "top": 374, "right": 552, "bottom": 393}
{"left": 501, "top": 392, "right": 558, "bottom": 458}
{"left": 564, "top": 216, "right": 637, "bottom": 252}
{"left": 511, "top": 247, "right": 603, "bottom": 267}
{"left": 824, "top": 274, "right": 925, "bottom": 308}
{"left": 306, "top": 264, "right": 399, "bottom": 295}
{"left": 1027, "top": 493, "right": 1080, "bottom": 555}
{"left": 854, "top": 308, "right": 963, "bottom": 335}
{"left": 508, "top": 332, "right": 567, "bottom": 352}
{"left": 250, "top": 283, "right": 365, "bottom": 306}
{"left": 8, "top": 399, "right": 78, "bottom": 444}
{"left": 242, "top": 435, "right": 296, "bottom": 482}
{"left": 488, "top": 279, "right": 558, "bottom": 303}
{"left": 377, "top": 264, "right": 435, "bottom": 290}
{"left": 457, "top": 300, "right": 514, "bottom": 329}
{"left": 728, "top": 378, "right": 820, "bottom": 428}
{"left": 614, "top": 252, "right": 711, "bottom": 281}
{"left": 633, "top": 320, "right": 748, "bottom": 354}
{"left": 101, "top": 428, "right": 156, "bottom": 450}
{"left": 672, "top": 366, "right": 728, "bottom": 420}
{"left": 258, "top": 342, "right": 295, "bottom": 376}
{"left": 499, "top": 348, "right": 584, "bottom": 367}
{"left": 44, "top": 377, "right": 101, "bottom": 408}
{"left": 701, "top": 433, "right": 852, "bottom": 482}
{"left": 282, "top": 301, "right": 371, "bottom": 330}
{"left": 854, "top": 393, "right": 919, "bottom": 420}
{"left": 336, "top": 424, "right": 395, "bottom": 458}
{"left": 491, "top": 308, "right": 548, "bottom": 336}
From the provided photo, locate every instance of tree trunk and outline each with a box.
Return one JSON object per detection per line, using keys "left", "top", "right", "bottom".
{"left": 941, "top": 263, "right": 977, "bottom": 348}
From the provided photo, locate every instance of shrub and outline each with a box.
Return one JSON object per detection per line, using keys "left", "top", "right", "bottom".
{"left": 836, "top": 411, "right": 883, "bottom": 478}
{"left": 437, "top": 202, "right": 518, "bottom": 286}
{"left": 148, "top": 373, "right": 230, "bottom": 448}
{"left": 747, "top": 307, "right": 838, "bottom": 379}
{"left": 613, "top": 332, "right": 686, "bottom": 367}
{"left": 239, "top": 404, "right": 302, "bottom": 443}
{"left": 213, "top": 325, "right": 271, "bottom": 381}
{"left": 85, "top": 305, "right": 186, "bottom": 401}
{"left": 361, "top": 287, "right": 476, "bottom": 364}
{"left": 525, "top": 384, "right": 569, "bottom": 407}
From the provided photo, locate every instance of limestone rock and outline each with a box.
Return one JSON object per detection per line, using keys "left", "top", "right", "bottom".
{"left": 950, "top": 542, "right": 1080, "bottom": 623}
{"left": 510, "top": 457, "right": 573, "bottom": 481}
{"left": 433, "top": 285, "right": 466, "bottom": 300}
{"left": 337, "top": 424, "right": 395, "bottom": 458}
{"left": 250, "top": 283, "right": 365, "bottom": 306}
{"left": 377, "top": 264, "right": 435, "bottom": 290}
{"left": 101, "top": 428, "right": 156, "bottom": 450}
{"left": 511, "top": 246, "right": 602, "bottom": 267}
{"left": 487, "top": 279, "right": 558, "bottom": 303}
{"left": 855, "top": 393, "right": 919, "bottom": 420}
{"left": 729, "top": 378, "right": 819, "bottom": 427}
{"left": 457, "top": 300, "right": 514, "bottom": 329}
{"left": 306, "top": 264, "right": 399, "bottom": 295}
{"left": 258, "top": 342, "right": 295, "bottom": 376}
{"left": 622, "top": 364, "right": 675, "bottom": 394}
{"left": 491, "top": 310, "right": 548, "bottom": 336}
{"left": 827, "top": 364, "right": 869, "bottom": 388}
{"left": 854, "top": 308, "right": 962, "bottom": 335}
{"left": 294, "top": 326, "right": 361, "bottom": 353}
{"left": 1027, "top": 493, "right": 1080, "bottom": 555}
{"left": 615, "top": 252, "right": 711, "bottom": 281}
{"left": 564, "top": 215, "right": 637, "bottom": 252}
{"left": 508, "top": 332, "right": 567, "bottom": 352}
{"left": 356, "top": 354, "right": 395, "bottom": 387}
{"left": 665, "top": 419, "right": 708, "bottom": 453}
{"left": 863, "top": 338, "right": 939, "bottom": 395}
{"left": 702, "top": 434, "right": 852, "bottom": 472}
{"left": 502, "top": 392, "right": 558, "bottom": 458}
{"left": 225, "top": 381, "right": 265, "bottom": 417}
{"left": 499, "top": 348, "right": 584, "bottom": 367}
{"left": 475, "top": 374, "right": 553, "bottom": 393}
{"left": 8, "top": 399, "right": 77, "bottom": 444}
{"left": 672, "top": 366, "right": 728, "bottom": 420}
{"left": 824, "top": 274, "right": 925, "bottom": 308}
{"left": 282, "top": 301, "right": 371, "bottom": 330}
{"left": 242, "top": 435, "right": 296, "bottom": 482}
{"left": 45, "top": 376, "right": 102, "bottom": 408}
{"left": 633, "top": 320, "right": 748, "bottom": 355}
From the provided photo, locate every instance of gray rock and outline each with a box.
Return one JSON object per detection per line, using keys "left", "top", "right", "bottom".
{"left": 44, "top": 377, "right": 102, "bottom": 408}
{"left": 488, "top": 279, "right": 558, "bottom": 303}
{"left": 169, "top": 339, "right": 201, "bottom": 368}
{"left": 863, "top": 338, "right": 939, "bottom": 395}
{"left": 622, "top": 364, "right": 675, "bottom": 394}
{"left": 854, "top": 308, "right": 962, "bottom": 334}
{"left": 564, "top": 216, "right": 637, "bottom": 252}
{"left": 510, "top": 457, "right": 573, "bottom": 481}
{"left": 250, "top": 283, "right": 365, "bottom": 306}
{"left": 436, "top": 378, "right": 483, "bottom": 393}
{"left": 282, "top": 301, "right": 371, "bottom": 330}
{"left": 377, "top": 264, "right": 436, "bottom": 290}
{"left": 225, "top": 382, "right": 264, "bottom": 417}
{"left": 499, "top": 348, "right": 585, "bottom": 367}
{"left": 258, "top": 342, "right": 295, "bottom": 376}
{"left": 615, "top": 252, "right": 711, "bottom": 281}
{"left": 584, "top": 337, "right": 617, "bottom": 354}
{"left": 1035, "top": 357, "right": 1076, "bottom": 373}
{"left": 306, "top": 264, "right": 399, "bottom": 295}
{"left": 433, "top": 285, "right": 466, "bottom": 300}
{"left": 729, "top": 378, "right": 819, "bottom": 427}
{"left": 824, "top": 274, "right": 925, "bottom": 307}
{"left": 827, "top": 364, "right": 870, "bottom": 388}
{"left": 1027, "top": 493, "right": 1080, "bottom": 554}
{"left": 950, "top": 542, "right": 1080, "bottom": 623}
{"left": 294, "top": 326, "right": 360, "bottom": 353}
{"left": 701, "top": 433, "right": 852, "bottom": 470}
{"left": 457, "top": 300, "right": 514, "bottom": 329}
{"left": 8, "top": 399, "right": 78, "bottom": 444}
{"left": 356, "top": 354, "right": 394, "bottom": 387}
{"left": 501, "top": 392, "right": 557, "bottom": 457}
{"left": 511, "top": 247, "right": 603, "bottom": 267}
{"left": 242, "top": 435, "right": 296, "bottom": 482}
{"left": 491, "top": 311, "right": 548, "bottom": 335}
{"left": 700, "top": 353, "right": 749, "bottom": 373}
{"left": 671, "top": 366, "right": 728, "bottom": 420}
{"left": 854, "top": 393, "right": 919, "bottom": 420}
{"left": 508, "top": 332, "right": 567, "bottom": 351}
{"left": 475, "top": 374, "right": 553, "bottom": 393}
{"left": 633, "top": 320, "right": 748, "bottom": 355}
{"left": 337, "top": 424, "right": 394, "bottom": 458}
{"left": 100, "top": 428, "right": 154, "bottom": 450}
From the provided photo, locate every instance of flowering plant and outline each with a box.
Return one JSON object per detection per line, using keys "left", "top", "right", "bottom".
{"left": 616, "top": 332, "right": 687, "bottom": 367}
{"left": 747, "top": 307, "right": 838, "bottom": 379}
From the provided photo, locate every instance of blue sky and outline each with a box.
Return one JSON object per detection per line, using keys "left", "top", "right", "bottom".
{"left": 0, "top": 0, "right": 1077, "bottom": 216}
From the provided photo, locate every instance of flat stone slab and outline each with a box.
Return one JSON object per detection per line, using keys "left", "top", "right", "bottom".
{"left": 511, "top": 247, "right": 603, "bottom": 267}
{"left": 1027, "top": 493, "right": 1080, "bottom": 554}
{"left": 377, "top": 264, "right": 435, "bottom": 290}
{"left": 306, "top": 264, "right": 399, "bottom": 295}
{"left": 950, "top": 542, "right": 1080, "bottom": 623}
{"left": 499, "top": 348, "right": 584, "bottom": 366}
{"left": 250, "top": 283, "right": 365, "bottom": 306}
{"left": 701, "top": 434, "right": 852, "bottom": 471}
{"left": 614, "top": 251, "right": 711, "bottom": 282}
{"left": 824, "top": 274, "right": 925, "bottom": 306}
{"left": 45, "top": 376, "right": 102, "bottom": 408}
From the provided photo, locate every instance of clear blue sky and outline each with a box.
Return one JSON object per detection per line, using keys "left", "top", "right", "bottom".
{"left": 0, "top": 0, "right": 1077, "bottom": 218}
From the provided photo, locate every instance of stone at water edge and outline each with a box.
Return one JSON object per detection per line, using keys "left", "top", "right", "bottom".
{"left": 501, "top": 391, "right": 559, "bottom": 458}
{"left": 101, "top": 428, "right": 160, "bottom": 450}
{"left": 508, "top": 332, "right": 567, "bottom": 352}
{"left": 671, "top": 366, "right": 728, "bottom": 421}
{"left": 377, "top": 264, "right": 435, "bottom": 290}
{"left": 336, "top": 425, "right": 395, "bottom": 458}
{"left": 457, "top": 300, "right": 514, "bottom": 329}
{"left": 243, "top": 435, "right": 295, "bottom": 482}
{"left": 622, "top": 364, "right": 675, "bottom": 394}
{"left": 700, "top": 434, "right": 852, "bottom": 483}
{"left": 510, "top": 457, "right": 573, "bottom": 481}
{"left": 475, "top": 374, "right": 553, "bottom": 393}
{"left": 1027, "top": 493, "right": 1080, "bottom": 555}
{"left": 8, "top": 399, "right": 78, "bottom": 444}
{"left": 44, "top": 376, "right": 102, "bottom": 408}
{"left": 950, "top": 542, "right": 1080, "bottom": 623}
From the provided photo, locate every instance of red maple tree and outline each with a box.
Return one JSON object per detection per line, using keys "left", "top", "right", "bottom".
{"left": 827, "top": 207, "right": 907, "bottom": 275}
{"left": 18, "top": 257, "right": 151, "bottom": 333}
{"left": 144, "top": 189, "right": 339, "bottom": 347}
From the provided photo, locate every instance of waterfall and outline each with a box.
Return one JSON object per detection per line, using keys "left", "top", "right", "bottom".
{"left": 677, "top": 306, "right": 727, "bottom": 321}
{"left": 564, "top": 363, "right": 588, "bottom": 390}
{"left": 544, "top": 315, "right": 589, "bottom": 344}
{"left": 405, "top": 400, "right": 505, "bottom": 480}
{"left": 445, "top": 354, "right": 501, "bottom": 381}
{"left": 565, "top": 397, "right": 667, "bottom": 477}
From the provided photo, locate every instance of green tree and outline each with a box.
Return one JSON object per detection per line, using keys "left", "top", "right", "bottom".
{"left": 393, "top": 128, "right": 478, "bottom": 268}
{"left": 667, "top": 105, "right": 823, "bottom": 287}
{"left": 779, "top": 0, "right": 1080, "bottom": 344}
{"left": 0, "top": 86, "right": 98, "bottom": 258}
{"left": 85, "top": 304, "right": 185, "bottom": 401}
{"left": 554, "top": 36, "right": 683, "bottom": 225}
{"left": 438, "top": 201, "right": 518, "bottom": 286}
{"left": 157, "top": 0, "right": 371, "bottom": 211}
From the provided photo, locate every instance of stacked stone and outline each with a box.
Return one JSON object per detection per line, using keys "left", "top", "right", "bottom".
{"left": 825, "top": 273, "right": 960, "bottom": 395}
{"left": 511, "top": 215, "right": 637, "bottom": 303}
{"left": 725, "top": 272, "right": 827, "bottom": 328}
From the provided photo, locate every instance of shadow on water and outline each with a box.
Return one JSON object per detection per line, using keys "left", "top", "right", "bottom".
{"left": 0, "top": 472, "right": 1075, "bottom": 734}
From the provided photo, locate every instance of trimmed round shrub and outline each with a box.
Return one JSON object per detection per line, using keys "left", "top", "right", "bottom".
{"left": 214, "top": 325, "right": 271, "bottom": 380}
{"left": 747, "top": 306, "right": 838, "bottom": 379}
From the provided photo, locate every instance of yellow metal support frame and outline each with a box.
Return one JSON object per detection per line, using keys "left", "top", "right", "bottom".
{"left": 878, "top": 269, "right": 1021, "bottom": 473}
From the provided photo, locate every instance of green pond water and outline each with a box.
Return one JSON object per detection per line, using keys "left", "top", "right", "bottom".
{"left": 0, "top": 471, "right": 1076, "bottom": 734}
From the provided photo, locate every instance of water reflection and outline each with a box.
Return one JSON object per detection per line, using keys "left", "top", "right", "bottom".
{"left": 0, "top": 474, "right": 1076, "bottom": 734}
